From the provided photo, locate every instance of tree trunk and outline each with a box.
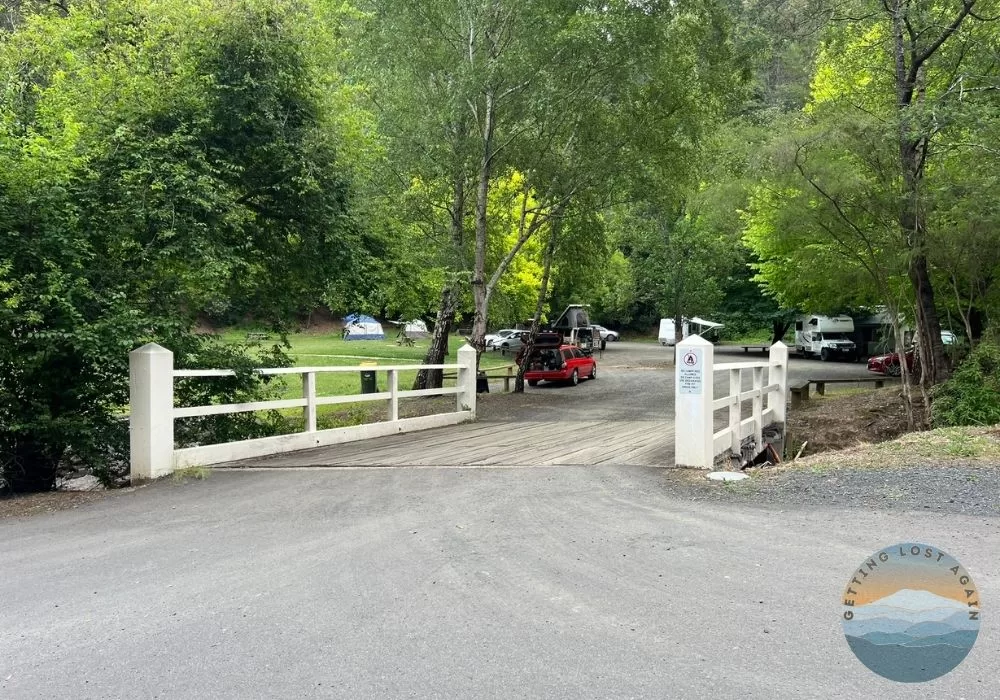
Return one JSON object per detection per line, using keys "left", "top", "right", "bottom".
{"left": 889, "top": 311, "right": 916, "bottom": 431}
{"left": 771, "top": 321, "right": 792, "bottom": 345}
{"left": 413, "top": 285, "right": 456, "bottom": 390}
{"left": 889, "top": 1, "right": 955, "bottom": 386}
{"left": 470, "top": 89, "right": 496, "bottom": 364}
{"left": 907, "top": 252, "right": 948, "bottom": 385}
{"left": 515, "top": 209, "right": 561, "bottom": 393}
{"left": 415, "top": 164, "right": 467, "bottom": 391}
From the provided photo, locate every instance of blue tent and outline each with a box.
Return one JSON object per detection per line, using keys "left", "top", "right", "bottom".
{"left": 342, "top": 313, "right": 385, "bottom": 341}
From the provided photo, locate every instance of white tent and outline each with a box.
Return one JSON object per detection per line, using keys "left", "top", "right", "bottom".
{"left": 403, "top": 319, "right": 429, "bottom": 339}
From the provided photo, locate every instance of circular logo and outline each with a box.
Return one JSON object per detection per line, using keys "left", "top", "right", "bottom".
{"left": 841, "top": 543, "right": 981, "bottom": 683}
{"left": 682, "top": 352, "right": 697, "bottom": 366}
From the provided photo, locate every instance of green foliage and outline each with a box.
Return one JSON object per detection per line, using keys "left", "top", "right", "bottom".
{"left": 932, "top": 342, "right": 1000, "bottom": 428}
{"left": 0, "top": 0, "right": 370, "bottom": 492}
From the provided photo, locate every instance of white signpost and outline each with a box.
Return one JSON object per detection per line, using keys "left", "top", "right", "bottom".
{"left": 673, "top": 338, "right": 789, "bottom": 470}
{"left": 674, "top": 335, "right": 714, "bottom": 468}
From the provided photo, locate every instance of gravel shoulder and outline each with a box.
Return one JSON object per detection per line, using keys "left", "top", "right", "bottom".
{"left": 664, "top": 462, "right": 1000, "bottom": 517}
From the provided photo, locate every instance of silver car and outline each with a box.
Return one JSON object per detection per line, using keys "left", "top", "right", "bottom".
{"left": 486, "top": 329, "right": 526, "bottom": 353}
{"left": 591, "top": 325, "right": 619, "bottom": 342}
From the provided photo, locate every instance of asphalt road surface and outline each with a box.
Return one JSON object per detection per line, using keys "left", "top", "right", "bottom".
{"left": 3, "top": 342, "right": 995, "bottom": 699}
{"left": 2, "top": 467, "right": 997, "bottom": 699}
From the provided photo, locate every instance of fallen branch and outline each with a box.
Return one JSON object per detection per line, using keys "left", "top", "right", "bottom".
{"left": 794, "top": 441, "right": 809, "bottom": 461}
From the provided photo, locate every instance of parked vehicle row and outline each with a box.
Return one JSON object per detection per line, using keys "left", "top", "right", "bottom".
{"left": 485, "top": 323, "right": 619, "bottom": 352}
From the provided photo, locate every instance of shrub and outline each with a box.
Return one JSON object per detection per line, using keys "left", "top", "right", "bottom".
{"left": 932, "top": 341, "right": 1000, "bottom": 428}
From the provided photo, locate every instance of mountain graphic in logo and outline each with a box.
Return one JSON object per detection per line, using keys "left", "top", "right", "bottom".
{"left": 841, "top": 545, "right": 981, "bottom": 683}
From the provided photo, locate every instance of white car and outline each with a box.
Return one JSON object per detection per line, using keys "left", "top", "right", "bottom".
{"left": 485, "top": 329, "right": 524, "bottom": 350}
{"left": 591, "top": 325, "right": 619, "bottom": 342}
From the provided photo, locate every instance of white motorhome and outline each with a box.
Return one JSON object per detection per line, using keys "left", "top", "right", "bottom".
{"left": 795, "top": 315, "right": 857, "bottom": 361}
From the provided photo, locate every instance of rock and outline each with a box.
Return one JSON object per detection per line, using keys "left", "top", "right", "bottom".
{"left": 57, "top": 475, "right": 104, "bottom": 492}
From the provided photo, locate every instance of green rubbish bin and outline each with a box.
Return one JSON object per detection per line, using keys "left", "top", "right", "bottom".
{"left": 360, "top": 361, "right": 378, "bottom": 393}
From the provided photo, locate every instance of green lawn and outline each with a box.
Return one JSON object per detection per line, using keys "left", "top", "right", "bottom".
{"left": 209, "top": 330, "right": 513, "bottom": 427}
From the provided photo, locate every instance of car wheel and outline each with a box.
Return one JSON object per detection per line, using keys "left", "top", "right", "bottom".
{"left": 820, "top": 348, "right": 830, "bottom": 362}
{"left": 589, "top": 364, "right": 597, "bottom": 380}
{"left": 528, "top": 379, "right": 538, "bottom": 387}
{"left": 569, "top": 369, "right": 579, "bottom": 386}
{"left": 887, "top": 364, "right": 901, "bottom": 377}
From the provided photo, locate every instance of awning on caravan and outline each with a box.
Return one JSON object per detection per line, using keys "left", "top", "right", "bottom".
{"left": 688, "top": 317, "right": 724, "bottom": 330}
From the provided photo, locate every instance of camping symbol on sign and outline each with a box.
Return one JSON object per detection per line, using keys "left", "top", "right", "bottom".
{"left": 678, "top": 348, "right": 703, "bottom": 395}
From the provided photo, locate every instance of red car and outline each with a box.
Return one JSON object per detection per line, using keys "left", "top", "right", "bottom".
{"left": 867, "top": 348, "right": 917, "bottom": 376}
{"left": 523, "top": 344, "right": 597, "bottom": 386}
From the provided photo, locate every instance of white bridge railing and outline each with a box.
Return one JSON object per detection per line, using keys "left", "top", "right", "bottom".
{"left": 129, "top": 343, "right": 477, "bottom": 480}
{"left": 674, "top": 337, "right": 788, "bottom": 468}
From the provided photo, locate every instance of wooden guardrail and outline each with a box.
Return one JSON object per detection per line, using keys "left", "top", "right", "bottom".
{"left": 129, "top": 343, "right": 478, "bottom": 480}
{"left": 790, "top": 376, "right": 896, "bottom": 408}
{"left": 444, "top": 364, "right": 517, "bottom": 392}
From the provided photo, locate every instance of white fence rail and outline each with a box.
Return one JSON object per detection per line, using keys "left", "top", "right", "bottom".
{"left": 674, "top": 337, "right": 788, "bottom": 468}
{"left": 129, "top": 343, "right": 477, "bottom": 480}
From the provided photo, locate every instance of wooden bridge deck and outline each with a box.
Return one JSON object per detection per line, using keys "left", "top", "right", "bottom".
{"left": 218, "top": 419, "right": 675, "bottom": 469}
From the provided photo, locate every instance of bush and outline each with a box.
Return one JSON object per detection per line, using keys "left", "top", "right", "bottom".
{"left": 932, "top": 341, "right": 1000, "bottom": 428}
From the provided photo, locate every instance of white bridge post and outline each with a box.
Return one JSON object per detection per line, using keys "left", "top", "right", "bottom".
{"left": 129, "top": 343, "right": 175, "bottom": 481}
{"left": 768, "top": 341, "right": 789, "bottom": 424}
{"left": 674, "top": 335, "right": 714, "bottom": 468}
{"left": 457, "top": 344, "right": 477, "bottom": 418}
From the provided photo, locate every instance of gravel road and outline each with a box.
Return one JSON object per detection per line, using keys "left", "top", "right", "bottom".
{"left": 1, "top": 468, "right": 997, "bottom": 699}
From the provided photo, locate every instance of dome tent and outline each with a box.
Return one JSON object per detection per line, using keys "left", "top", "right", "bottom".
{"left": 403, "top": 319, "right": 429, "bottom": 339}
{"left": 342, "top": 313, "right": 385, "bottom": 341}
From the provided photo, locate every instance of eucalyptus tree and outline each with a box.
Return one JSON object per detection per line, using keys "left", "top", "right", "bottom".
{"left": 357, "top": 0, "right": 736, "bottom": 382}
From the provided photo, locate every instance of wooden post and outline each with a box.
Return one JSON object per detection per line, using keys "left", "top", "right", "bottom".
{"left": 674, "top": 335, "right": 714, "bottom": 468}
{"left": 729, "top": 368, "right": 741, "bottom": 456}
{"left": 768, "top": 341, "right": 789, "bottom": 424}
{"left": 303, "top": 372, "right": 317, "bottom": 432}
{"left": 129, "top": 343, "right": 175, "bottom": 480}
{"left": 389, "top": 369, "right": 399, "bottom": 422}
{"left": 457, "top": 344, "right": 477, "bottom": 417}
{"left": 752, "top": 366, "right": 764, "bottom": 450}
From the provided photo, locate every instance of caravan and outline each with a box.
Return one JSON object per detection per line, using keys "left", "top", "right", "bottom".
{"left": 658, "top": 317, "right": 723, "bottom": 346}
{"left": 794, "top": 315, "right": 857, "bottom": 361}
{"left": 658, "top": 319, "right": 689, "bottom": 346}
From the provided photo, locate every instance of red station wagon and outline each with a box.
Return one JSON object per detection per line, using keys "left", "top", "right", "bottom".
{"left": 522, "top": 344, "right": 597, "bottom": 387}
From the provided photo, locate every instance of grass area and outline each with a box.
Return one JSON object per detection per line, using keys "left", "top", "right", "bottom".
{"left": 721, "top": 330, "right": 780, "bottom": 345}
{"left": 172, "top": 465, "right": 210, "bottom": 481}
{"left": 205, "top": 329, "right": 515, "bottom": 427}
{"left": 787, "top": 425, "right": 1000, "bottom": 471}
